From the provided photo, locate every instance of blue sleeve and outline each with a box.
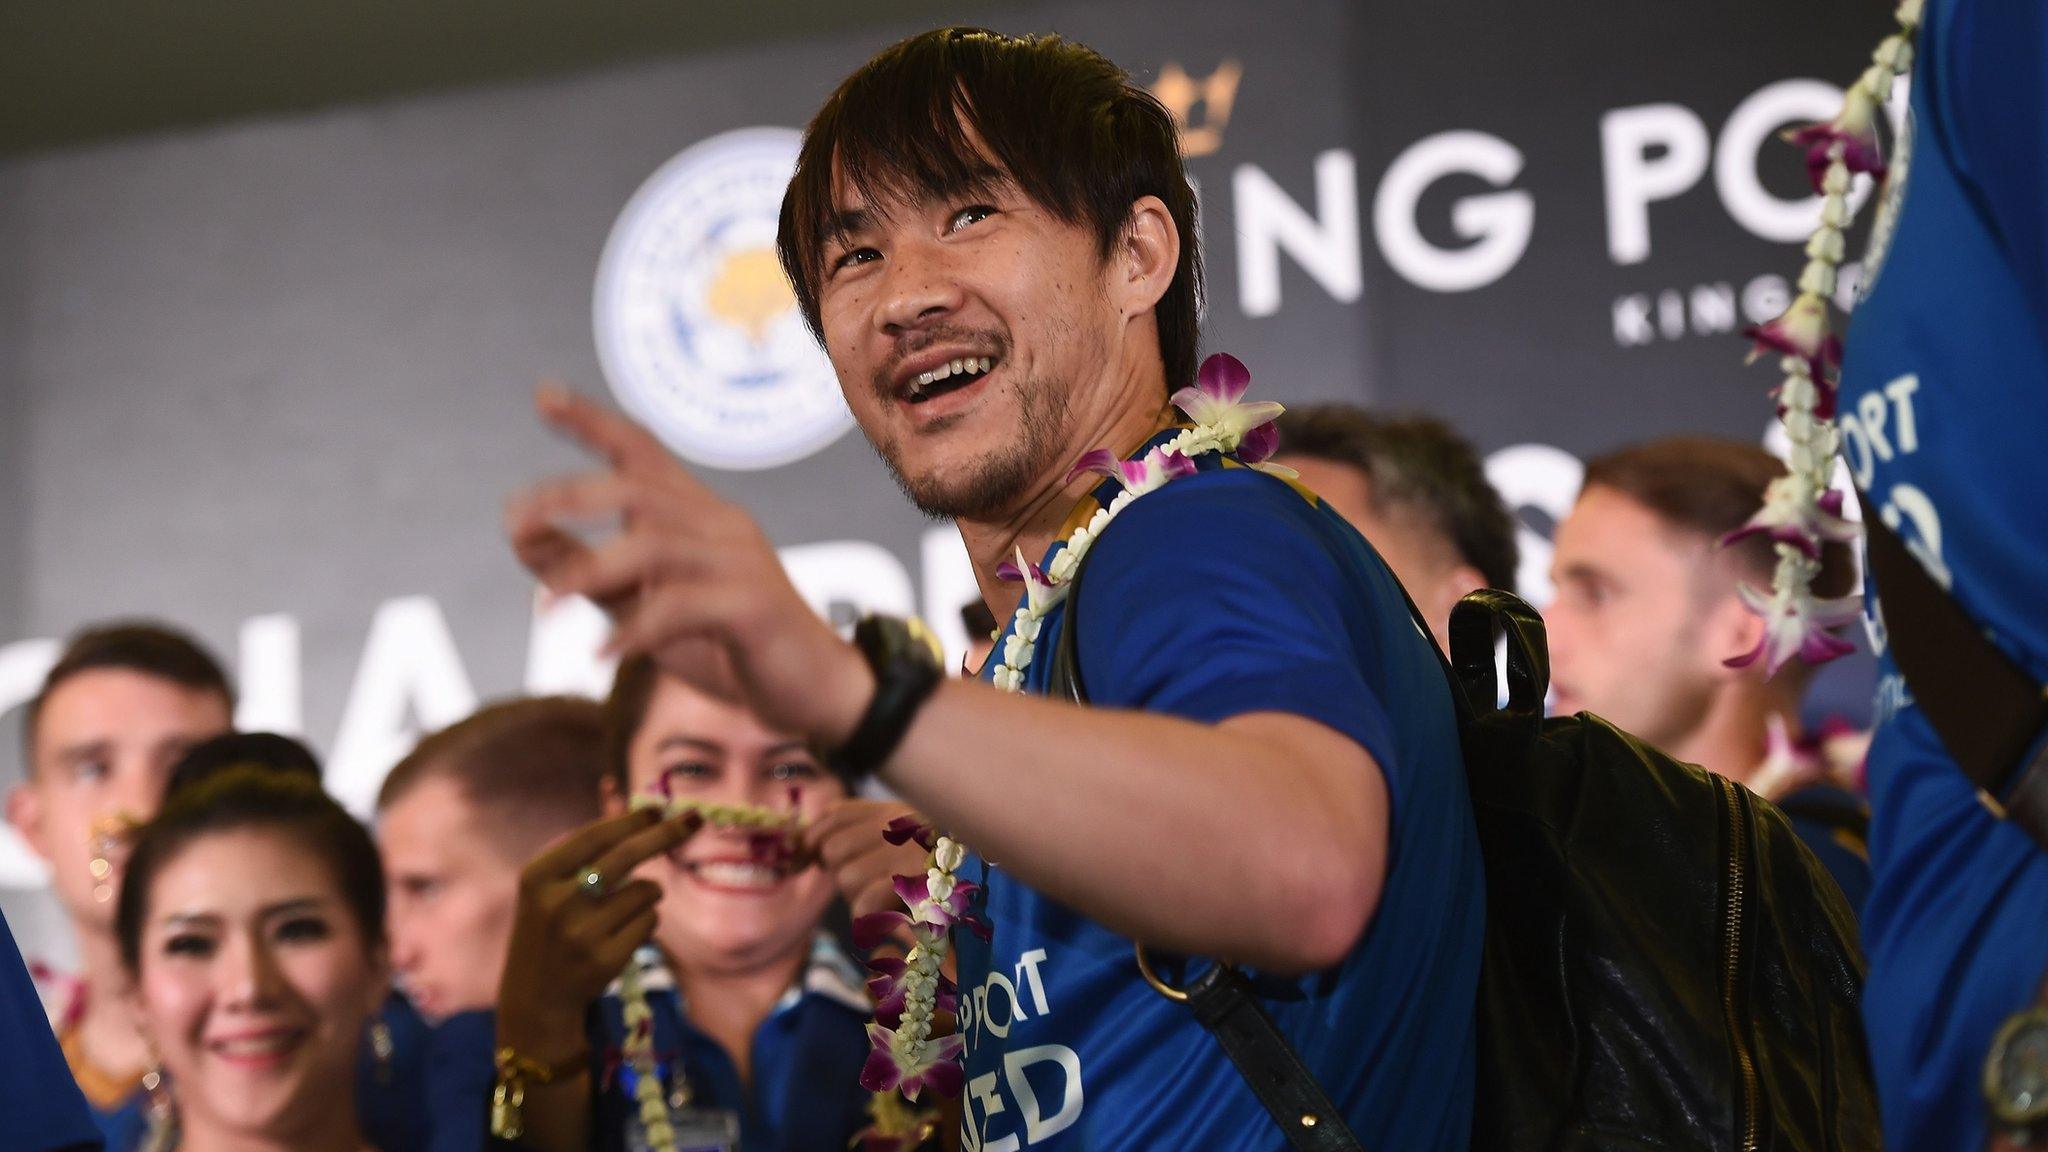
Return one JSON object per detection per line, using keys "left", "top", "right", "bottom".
{"left": 1860, "top": 698, "right": 2048, "bottom": 1150}
{"left": 0, "top": 910, "right": 100, "bottom": 1151}
{"left": 1074, "top": 470, "right": 1397, "bottom": 772}
{"left": 1942, "top": 0, "right": 2048, "bottom": 311}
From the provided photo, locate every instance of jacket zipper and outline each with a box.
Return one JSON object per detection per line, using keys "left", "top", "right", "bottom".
{"left": 1718, "top": 774, "right": 1761, "bottom": 1152}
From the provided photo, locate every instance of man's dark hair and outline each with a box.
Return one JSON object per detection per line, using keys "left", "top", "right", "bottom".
{"left": 1277, "top": 405, "right": 1520, "bottom": 594}
{"left": 376, "top": 696, "right": 606, "bottom": 860}
{"left": 118, "top": 765, "right": 384, "bottom": 973}
{"left": 778, "top": 27, "right": 1204, "bottom": 392}
{"left": 22, "top": 622, "right": 234, "bottom": 774}
{"left": 1582, "top": 436, "right": 1856, "bottom": 599}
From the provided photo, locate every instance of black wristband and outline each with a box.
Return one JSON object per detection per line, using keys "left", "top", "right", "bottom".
{"left": 828, "top": 615, "right": 946, "bottom": 787}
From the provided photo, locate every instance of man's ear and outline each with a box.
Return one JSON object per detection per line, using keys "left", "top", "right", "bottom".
{"left": 1704, "top": 590, "right": 1769, "bottom": 677}
{"left": 6, "top": 784, "right": 52, "bottom": 864}
{"left": 1115, "top": 195, "right": 1180, "bottom": 318}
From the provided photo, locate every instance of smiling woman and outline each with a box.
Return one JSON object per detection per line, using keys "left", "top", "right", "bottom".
{"left": 113, "top": 766, "right": 389, "bottom": 1152}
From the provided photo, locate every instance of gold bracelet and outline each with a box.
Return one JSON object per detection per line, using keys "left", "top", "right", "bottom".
{"left": 490, "top": 1045, "right": 588, "bottom": 1140}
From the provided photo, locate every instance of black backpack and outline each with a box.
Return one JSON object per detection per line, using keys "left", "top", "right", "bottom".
{"left": 1447, "top": 589, "right": 1877, "bottom": 1151}
{"left": 1049, "top": 578, "right": 1879, "bottom": 1150}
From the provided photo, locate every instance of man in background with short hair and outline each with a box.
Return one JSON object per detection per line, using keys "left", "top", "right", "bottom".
{"left": 1547, "top": 436, "right": 1869, "bottom": 909}
{"left": 376, "top": 695, "right": 609, "bottom": 1022}
{"left": 1275, "top": 405, "right": 1519, "bottom": 651}
{"left": 4, "top": 622, "right": 234, "bottom": 1131}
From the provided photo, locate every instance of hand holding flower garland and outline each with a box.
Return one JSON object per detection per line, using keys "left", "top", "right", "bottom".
{"left": 851, "top": 353, "right": 1288, "bottom": 1149}
{"left": 1732, "top": 0, "right": 1922, "bottom": 673}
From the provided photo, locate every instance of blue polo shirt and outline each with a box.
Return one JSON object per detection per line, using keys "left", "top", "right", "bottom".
{"left": 1837, "top": 0, "right": 2048, "bottom": 1146}
{"left": 958, "top": 440, "right": 1485, "bottom": 1150}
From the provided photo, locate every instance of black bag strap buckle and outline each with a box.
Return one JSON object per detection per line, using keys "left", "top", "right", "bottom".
{"left": 1132, "top": 945, "right": 1367, "bottom": 1152}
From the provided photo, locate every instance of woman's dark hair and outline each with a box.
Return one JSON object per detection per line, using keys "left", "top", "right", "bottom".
{"left": 778, "top": 27, "right": 1204, "bottom": 393}
{"left": 601, "top": 655, "right": 661, "bottom": 796}
{"left": 117, "top": 765, "right": 386, "bottom": 973}
{"left": 166, "top": 731, "right": 323, "bottom": 799}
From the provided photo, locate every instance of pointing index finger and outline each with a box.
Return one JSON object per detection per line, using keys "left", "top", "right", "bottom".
{"left": 535, "top": 385, "right": 672, "bottom": 478}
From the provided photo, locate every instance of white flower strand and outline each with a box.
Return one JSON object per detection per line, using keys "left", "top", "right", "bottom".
{"left": 1742, "top": 0, "right": 1921, "bottom": 671}
{"left": 614, "top": 796, "right": 796, "bottom": 1152}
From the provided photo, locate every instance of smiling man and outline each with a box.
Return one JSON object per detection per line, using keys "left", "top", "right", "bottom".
{"left": 507, "top": 27, "right": 1482, "bottom": 1150}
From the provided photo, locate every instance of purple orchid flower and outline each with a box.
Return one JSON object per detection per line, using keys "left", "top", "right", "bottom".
{"left": 1169, "top": 353, "right": 1286, "bottom": 455}
{"left": 881, "top": 816, "right": 937, "bottom": 851}
{"left": 997, "top": 546, "right": 1066, "bottom": 617}
{"left": 1721, "top": 484, "right": 1859, "bottom": 560}
{"left": 1783, "top": 87, "right": 1886, "bottom": 194}
{"left": 865, "top": 956, "right": 959, "bottom": 1028}
{"left": 1744, "top": 293, "right": 1839, "bottom": 369}
{"left": 1726, "top": 583, "right": 1862, "bottom": 674}
{"left": 1068, "top": 445, "right": 1199, "bottom": 496}
{"left": 861, "top": 1025, "right": 966, "bottom": 1100}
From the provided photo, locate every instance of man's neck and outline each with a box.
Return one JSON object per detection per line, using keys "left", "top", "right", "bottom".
{"left": 1666, "top": 690, "right": 1802, "bottom": 797}
{"left": 956, "top": 370, "right": 1176, "bottom": 621}
{"left": 71, "top": 919, "right": 151, "bottom": 1080}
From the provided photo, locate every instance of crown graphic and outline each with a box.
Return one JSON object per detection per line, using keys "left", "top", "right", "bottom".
{"left": 1150, "top": 59, "right": 1243, "bottom": 158}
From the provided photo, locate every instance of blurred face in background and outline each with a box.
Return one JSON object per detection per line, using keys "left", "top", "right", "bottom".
{"left": 1278, "top": 454, "right": 1484, "bottom": 652}
{"left": 620, "top": 676, "right": 844, "bottom": 977}
{"left": 133, "top": 828, "right": 387, "bottom": 1147}
{"left": 1545, "top": 484, "right": 1745, "bottom": 749}
{"left": 9, "top": 670, "right": 231, "bottom": 931}
{"left": 379, "top": 776, "right": 523, "bottom": 1021}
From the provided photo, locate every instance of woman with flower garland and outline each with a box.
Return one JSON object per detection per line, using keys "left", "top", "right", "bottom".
{"left": 506, "top": 27, "right": 1483, "bottom": 1152}
{"left": 489, "top": 656, "right": 926, "bottom": 1152}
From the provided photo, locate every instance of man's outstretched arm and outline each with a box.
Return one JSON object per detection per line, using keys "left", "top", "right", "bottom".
{"left": 507, "top": 389, "right": 1388, "bottom": 976}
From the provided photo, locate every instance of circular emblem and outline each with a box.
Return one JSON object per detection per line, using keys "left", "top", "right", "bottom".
{"left": 594, "top": 127, "right": 852, "bottom": 471}
{"left": 1857, "top": 108, "right": 1914, "bottom": 304}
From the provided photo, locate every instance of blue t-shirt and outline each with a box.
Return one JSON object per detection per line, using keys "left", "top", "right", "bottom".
{"left": 0, "top": 912, "right": 98, "bottom": 1152}
{"left": 957, "top": 442, "right": 1486, "bottom": 1150}
{"left": 1838, "top": 0, "right": 2048, "bottom": 1146}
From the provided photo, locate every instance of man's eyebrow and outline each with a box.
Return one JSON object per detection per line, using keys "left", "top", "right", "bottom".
{"left": 53, "top": 739, "right": 113, "bottom": 764}
{"left": 826, "top": 206, "right": 877, "bottom": 241}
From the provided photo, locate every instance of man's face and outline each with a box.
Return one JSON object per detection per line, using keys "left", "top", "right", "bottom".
{"left": 813, "top": 167, "right": 1122, "bottom": 521}
{"left": 377, "top": 776, "right": 522, "bottom": 1022}
{"left": 1546, "top": 486, "right": 1724, "bottom": 747}
{"left": 1280, "top": 454, "right": 1475, "bottom": 651}
{"left": 9, "top": 669, "right": 232, "bottom": 931}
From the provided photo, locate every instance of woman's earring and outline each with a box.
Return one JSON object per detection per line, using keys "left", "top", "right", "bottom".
{"left": 139, "top": 1060, "right": 178, "bottom": 1152}
{"left": 370, "top": 1019, "right": 395, "bottom": 1083}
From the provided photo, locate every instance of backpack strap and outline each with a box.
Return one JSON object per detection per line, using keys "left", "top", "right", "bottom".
{"left": 1859, "top": 491, "right": 2048, "bottom": 850}
{"left": 1045, "top": 554, "right": 1367, "bottom": 1152}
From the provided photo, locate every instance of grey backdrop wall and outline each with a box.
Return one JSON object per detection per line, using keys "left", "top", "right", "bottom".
{"left": 0, "top": 0, "right": 1891, "bottom": 961}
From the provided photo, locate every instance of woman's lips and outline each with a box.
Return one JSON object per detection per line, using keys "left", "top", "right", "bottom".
{"left": 205, "top": 1027, "right": 306, "bottom": 1070}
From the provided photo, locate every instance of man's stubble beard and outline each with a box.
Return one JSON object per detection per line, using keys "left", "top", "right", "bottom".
{"left": 875, "top": 370, "right": 1075, "bottom": 522}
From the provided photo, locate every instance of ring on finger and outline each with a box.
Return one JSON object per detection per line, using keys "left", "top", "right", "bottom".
{"left": 577, "top": 866, "right": 608, "bottom": 901}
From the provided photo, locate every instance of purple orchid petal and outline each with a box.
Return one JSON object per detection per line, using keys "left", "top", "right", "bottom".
{"left": 1067, "top": 448, "right": 1121, "bottom": 484}
{"left": 859, "top": 1023, "right": 905, "bottom": 1093}
{"left": 899, "top": 1035, "right": 968, "bottom": 1102}
{"left": 1196, "top": 352, "right": 1251, "bottom": 404}
{"left": 890, "top": 873, "right": 931, "bottom": 909}
{"left": 852, "top": 910, "right": 912, "bottom": 951}
{"left": 881, "top": 816, "right": 937, "bottom": 849}
{"left": 1785, "top": 122, "right": 1886, "bottom": 195}
{"left": 1238, "top": 420, "right": 1279, "bottom": 465}
{"left": 1817, "top": 489, "right": 1845, "bottom": 517}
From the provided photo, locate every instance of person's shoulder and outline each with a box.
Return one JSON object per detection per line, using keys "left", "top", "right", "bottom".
{"left": 1091, "top": 465, "right": 1329, "bottom": 555}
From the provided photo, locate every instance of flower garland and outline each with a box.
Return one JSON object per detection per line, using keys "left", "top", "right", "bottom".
{"left": 1730, "top": 0, "right": 1922, "bottom": 674}
{"left": 850, "top": 352, "right": 1285, "bottom": 1150}
{"left": 616, "top": 792, "right": 805, "bottom": 1152}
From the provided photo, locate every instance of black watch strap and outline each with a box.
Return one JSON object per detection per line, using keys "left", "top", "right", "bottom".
{"left": 829, "top": 615, "right": 945, "bottom": 787}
